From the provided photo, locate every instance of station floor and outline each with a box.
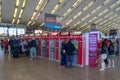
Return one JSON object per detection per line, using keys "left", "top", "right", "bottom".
{"left": 0, "top": 52, "right": 120, "bottom": 80}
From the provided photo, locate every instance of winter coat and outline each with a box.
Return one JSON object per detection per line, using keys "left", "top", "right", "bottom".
{"left": 30, "top": 40, "right": 37, "bottom": 48}
{"left": 64, "top": 41, "right": 75, "bottom": 55}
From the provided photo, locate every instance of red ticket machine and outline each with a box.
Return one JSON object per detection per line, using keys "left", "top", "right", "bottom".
{"left": 71, "top": 31, "right": 83, "bottom": 66}
{"left": 35, "top": 34, "right": 41, "bottom": 56}
{"left": 41, "top": 33, "right": 49, "bottom": 58}
{"left": 59, "top": 32, "right": 70, "bottom": 60}
{"left": 49, "top": 32, "right": 59, "bottom": 61}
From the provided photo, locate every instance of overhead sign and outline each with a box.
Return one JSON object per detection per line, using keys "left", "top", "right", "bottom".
{"left": 44, "top": 13, "right": 62, "bottom": 29}
{"left": 35, "top": 30, "right": 42, "bottom": 34}
{"left": 71, "top": 31, "right": 82, "bottom": 35}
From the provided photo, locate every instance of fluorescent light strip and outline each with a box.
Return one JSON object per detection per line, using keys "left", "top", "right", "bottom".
{"left": 103, "top": 0, "right": 110, "bottom": 5}
{"left": 12, "top": 0, "right": 20, "bottom": 24}
{"left": 67, "top": 1, "right": 95, "bottom": 26}
{"left": 66, "top": 19, "right": 72, "bottom": 25}
{"left": 79, "top": 0, "right": 110, "bottom": 29}
{"left": 62, "top": 25, "right": 65, "bottom": 28}
{"left": 27, "top": 0, "right": 43, "bottom": 25}
{"left": 73, "top": 0, "right": 109, "bottom": 28}
{"left": 12, "top": 19, "right": 15, "bottom": 24}
{"left": 98, "top": 9, "right": 108, "bottom": 16}
{"left": 16, "top": 0, "right": 27, "bottom": 24}
{"left": 104, "top": 12, "right": 114, "bottom": 18}
{"left": 16, "top": 0, "right": 20, "bottom": 6}
{"left": 31, "top": 1, "right": 48, "bottom": 26}
{"left": 35, "top": 0, "right": 43, "bottom": 11}
{"left": 31, "top": 21, "right": 35, "bottom": 26}
{"left": 27, "top": 21, "right": 32, "bottom": 25}
{"left": 63, "top": 0, "right": 82, "bottom": 18}
{"left": 18, "top": 9, "right": 23, "bottom": 18}
{"left": 83, "top": 1, "right": 94, "bottom": 11}
{"left": 17, "top": 19, "right": 20, "bottom": 24}
{"left": 51, "top": 0, "right": 64, "bottom": 14}
{"left": 116, "top": 7, "right": 120, "bottom": 11}
{"left": 40, "top": 23, "right": 44, "bottom": 26}
{"left": 95, "top": 19, "right": 102, "bottom": 23}
{"left": 100, "top": 23, "right": 116, "bottom": 30}
{"left": 81, "top": 14, "right": 90, "bottom": 21}
{"left": 80, "top": 23, "right": 87, "bottom": 28}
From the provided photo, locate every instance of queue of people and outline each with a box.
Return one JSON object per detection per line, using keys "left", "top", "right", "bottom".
{"left": 0, "top": 37, "right": 38, "bottom": 60}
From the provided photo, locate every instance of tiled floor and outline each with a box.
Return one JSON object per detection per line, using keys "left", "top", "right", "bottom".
{"left": 0, "top": 51, "right": 120, "bottom": 80}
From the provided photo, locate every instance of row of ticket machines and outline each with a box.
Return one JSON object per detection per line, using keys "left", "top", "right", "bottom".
{"left": 19, "top": 31, "right": 101, "bottom": 67}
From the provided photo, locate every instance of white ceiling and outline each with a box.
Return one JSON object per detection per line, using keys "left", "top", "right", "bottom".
{"left": 0, "top": 0, "right": 120, "bottom": 33}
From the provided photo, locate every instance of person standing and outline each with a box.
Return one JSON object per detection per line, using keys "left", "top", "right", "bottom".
{"left": 100, "top": 41, "right": 108, "bottom": 71}
{"left": 12, "top": 37, "right": 19, "bottom": 58}
{"left": 30, "top": 37, "right": 37, "bottom": 60}
{"left": 64, "top": 39, "right": 75, "bottom": 68}
{"left": 60, "top": 40, "right": 66, "bottom": 67}
{"left": 107, "top": 40, "right": 115, "bottom": 68}
{"left": 4, "top": 38, "right": 9, "bottom": 53}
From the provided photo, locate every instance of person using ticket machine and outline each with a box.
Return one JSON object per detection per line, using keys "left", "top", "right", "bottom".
{"left": 64, "top": 39, "right": 75, "bottom": 68}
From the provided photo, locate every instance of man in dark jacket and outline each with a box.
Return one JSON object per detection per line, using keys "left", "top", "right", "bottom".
{"left": 30, "top": 37, "right": 37, "bottom": 60}
{"left": 64, "top": 39, "right": 75, "bottom": 68}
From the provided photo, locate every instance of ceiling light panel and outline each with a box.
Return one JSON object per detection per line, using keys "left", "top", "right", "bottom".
{"left": 32, "top": 0, "right": 48, "bottom": 26}
{"left": 72, "top": 0, "right": 110, "bottom": 29}
{"left": 12, "top": 0, "right": 20, "bottom": 24}
{"left": 66, "top": 1, "right": 95, "bottom": 26}
{"left": 51, "top": 0, "right": 64, "bottom": 14}
{"left": 27, "top": 0, "right": 43, "bottom": 26}
{"left": 40, "top": 23, "right": 44, "bottom": 26}
{"left": 17, "top": 0, "right": 27, "bottom": 24}
{"left": 27, "top": 21, "right": 32, "bottom": 25}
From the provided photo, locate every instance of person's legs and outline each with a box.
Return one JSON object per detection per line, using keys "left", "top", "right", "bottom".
{"left": 6, "top": 46, "right": 9, "bottom": 53}
{"left": 107, "top": 58, "right": 111, "bottom": 68}
{"left": 5, "top": 46, "right": 7, "bottom": 53}
{"left": 112, "top": 59, "right": 115, "bottom": 68}
{"left": 100, "top": 54, "right": 106, "bottom": 71}
{"left": 30, "top": 47, "right": 34, "bottom": 59}
{"left": 100, "top": 60, "right": 106, "bottom": 71}
{"left": 111, "top": 55, "right": 115, "bottom": 68}
{"left": 33, "top": 47, "right": 37, "bottom": 57}
{"left": 61, "top": 54, "right": 64, "bottom": 66}
{"left": 69, "top": 55, "right": 73, "bottom": 68}
{"left": 63, "top": 54, "right": 66, "bottom": 66}
{"left": 66, "top": 55, "right": 69, "bottom": 67}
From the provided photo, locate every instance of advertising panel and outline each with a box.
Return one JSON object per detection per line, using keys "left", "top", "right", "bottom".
{"left": 89, "top": 33, "right": 98, "bottom": 67}
{"left": 44, "top": 13, "right": 62, "bottom": 29}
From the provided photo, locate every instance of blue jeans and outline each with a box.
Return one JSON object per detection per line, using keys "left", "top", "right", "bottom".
{"left": 66, "top": 55, "right": 73, "bottom": 68}
{"left": 30, "top": 47, "right": 37, "bottom": 58}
